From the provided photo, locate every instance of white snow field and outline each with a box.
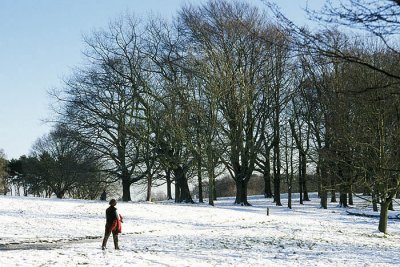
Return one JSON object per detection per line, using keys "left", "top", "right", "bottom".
{"left": 0, "top": 194, "right": 399, "bottom": 266}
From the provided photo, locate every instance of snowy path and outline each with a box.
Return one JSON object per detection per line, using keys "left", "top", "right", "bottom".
{"left": 0, "top": 235, "right": 101, "bottom": 251}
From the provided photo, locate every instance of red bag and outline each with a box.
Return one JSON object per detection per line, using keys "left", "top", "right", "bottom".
{"left": 111, "top": 214, "right": 123, "bottom": 233}
{"left": 117, "top": 214, "right": 123, "bottom": 233}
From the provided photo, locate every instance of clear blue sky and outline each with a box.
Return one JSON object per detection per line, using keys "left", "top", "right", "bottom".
{"left": 0, "top": 0, "right": 322, "bottom": 160}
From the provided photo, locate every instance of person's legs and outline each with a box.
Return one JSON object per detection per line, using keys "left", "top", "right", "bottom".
{"left": 112, "top": 231, "right": 119, "bottom": 249}
{"left": 102, "top": 226, "right": 111, "bottom": 249}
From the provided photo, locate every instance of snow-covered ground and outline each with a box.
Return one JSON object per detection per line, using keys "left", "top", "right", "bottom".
{"left": 1, "top": 193, "right": 399, "bottom": 266}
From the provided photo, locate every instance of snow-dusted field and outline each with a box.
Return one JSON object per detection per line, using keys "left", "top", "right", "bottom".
{"left": 1, "top": 194, "right": 399, "bottom": 266}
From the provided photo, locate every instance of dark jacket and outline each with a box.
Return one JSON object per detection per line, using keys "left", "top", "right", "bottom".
{"left": 106, "top": 206, "right": 118, "bottom": 225}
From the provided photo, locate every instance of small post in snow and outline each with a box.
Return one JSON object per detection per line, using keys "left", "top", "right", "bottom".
{"left": 267, "top": 207, "right": 269, "bottom": 216}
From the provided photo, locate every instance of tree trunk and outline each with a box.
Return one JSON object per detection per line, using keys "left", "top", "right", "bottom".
{"left": 174, "top": 166, "right": 193, "bottom": 203}
{"left": 263, "top": 173, "right": 273, "bottom": 198}
{"left": 208, "top": 167, "right": 215, "bottom": 206}
{"left": 299, "top": 152, "right": 304, "bottom": 205}
{"left": 181, "top": 180, "right": 193, "bottom": 203}
{"left": 320, "top": 189, "right": 328, "bottom": 209}
{"left": 330, "top": 176, "right": 337, "bottom": 202}
{"left": 263, "top": 152, "right": 273, "bottom": 198}
{"left": 207, "top": 141, "right": 216, "bottom": 205}
{"left": 388, "top": 200, "right": 394, "bottom": 211}
{"left": 288, "top": 139, "right": 295, "bottom": 210}
{"left": 273, "top": 135, "right": 282, "bottom": 206}
{"left": 166, "top": 168, "right": 172, "bottom": 200}
{"left": 301, "top": 153, "right": 310, "bottom": 201}
{"left": 55, "top": 190, "right": 65, "bottom": 199}
{"left": 288, "top": 172, "right": 292, "bottom": 209}
{"left": 317, "top": 165, "right": 321, "bottom": 198}
{"left": 378, "top": 201, "right": 389, "bottom": 234}
{"left": 339, "top": 192, "right": 348, "bottom": 207}
{"left": 175, "top": 180, "right": 181, "bottom": 203}
{"left": 303, "top": 187, "right": 310, "bottom": 201}
{"left": 197, "top": 158, "right": 203, "bottom": 203}
{"left": 303, "top": 178, "right": 310, "bottom": 201}
{"left": 122, "top": 176, "right": 131, "bottom": 202}
{"left": 372, "top": 188, "right": 379, "bottom": 212}
{"left": 320, "top": 163, "right": 328, "bottom": 209}
{"left": 234, "top": 178, "right": 251, "bottom": 206}
{"left": 348, "top": 185, "right": 353, "bottom": 205}
{"left": 273, "top": 173, "right": 282, "bottom": 206}
{"left": 285, "top": 131, "right": 293, "bottom": 209}
{"left": 213, "top": 178, "right": 217, "bottom": 201}
{"left": 146, "top": 174, "right": 152, "bottom": 202}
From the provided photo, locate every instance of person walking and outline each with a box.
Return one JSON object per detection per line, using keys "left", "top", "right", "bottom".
{"left": 101, "top": 199, "right": 123, "bottom": 250}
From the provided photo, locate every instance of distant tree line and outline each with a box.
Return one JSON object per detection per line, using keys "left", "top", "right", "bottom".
{"left": 4, "top": 126, "right": 113, "bottom": 199}
{"left": 2, "top": 0, "right": 400, "bottom": 234}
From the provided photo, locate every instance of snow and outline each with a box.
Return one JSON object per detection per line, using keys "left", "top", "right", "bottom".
{"left": 1, "top": 194, "right": 400, "bottom": 266}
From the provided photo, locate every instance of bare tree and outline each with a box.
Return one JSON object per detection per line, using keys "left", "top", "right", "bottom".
{"left": 145, "top": 17, "right": 197, "bottom": 203}
{"left": 180, "top": 0, "right": 274, "bottom": 205}
{"left": 268, "top": 26, "right": 295, "bottom": 207}
{"left": 54, "top": 17, "right": 152, "bottom": 201}
{"left": 295, "top": 51, "right": 330, "bottom": 208}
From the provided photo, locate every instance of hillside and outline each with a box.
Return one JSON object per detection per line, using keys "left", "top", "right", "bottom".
{"left": 1, "top": 194, "right": 399, "bottom": 266}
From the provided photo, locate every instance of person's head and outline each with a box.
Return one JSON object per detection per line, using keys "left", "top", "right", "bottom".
{"left": 109, "top": 199, "right": 117, "bottom": 206}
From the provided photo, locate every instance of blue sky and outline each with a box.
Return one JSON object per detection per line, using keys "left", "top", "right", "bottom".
{"left": 0, "top": 0, "right": 322, "bottom": 159}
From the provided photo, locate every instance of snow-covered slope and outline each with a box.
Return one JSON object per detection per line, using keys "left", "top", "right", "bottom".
{"left": 1, "top": 194, "right": 399, "bottom": 266}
